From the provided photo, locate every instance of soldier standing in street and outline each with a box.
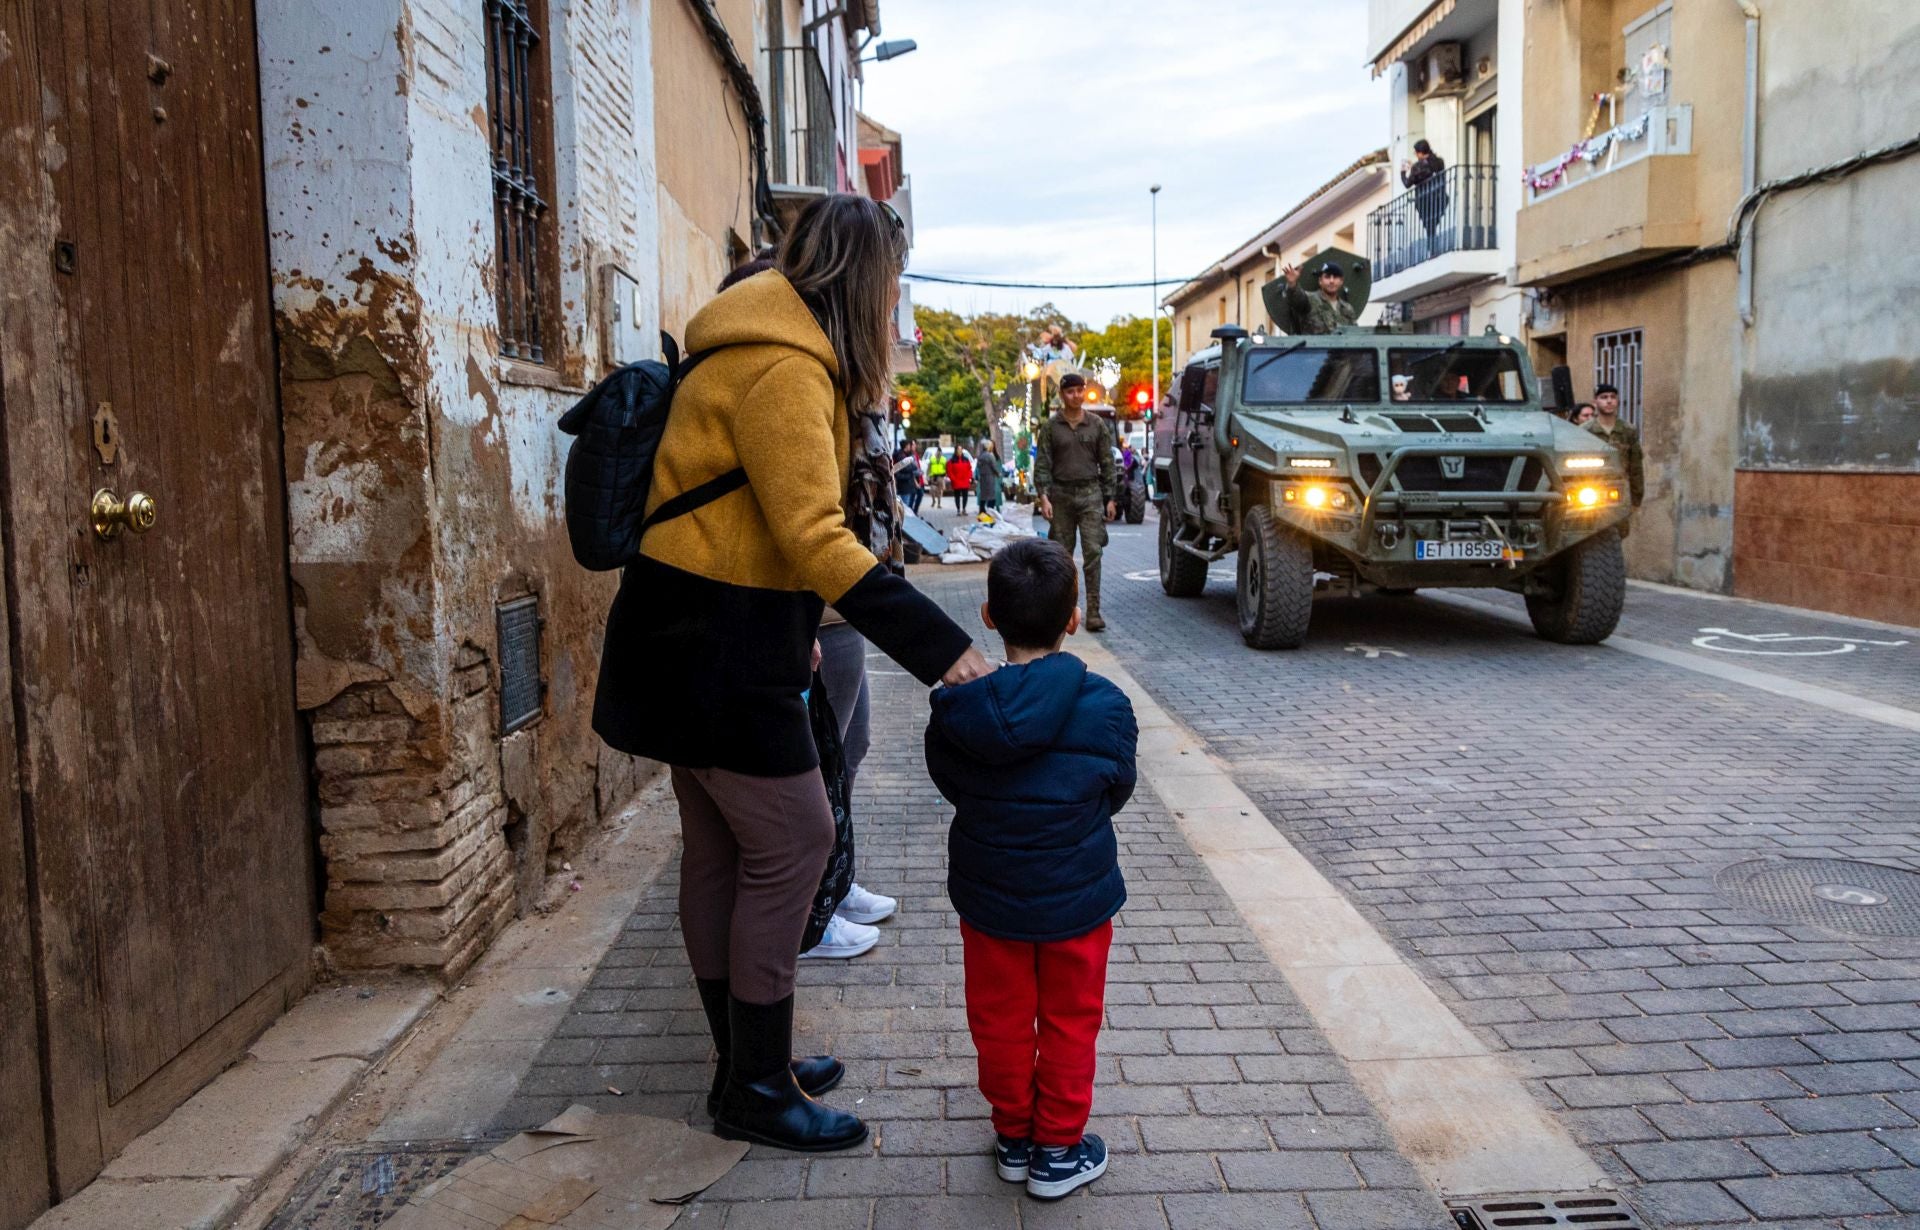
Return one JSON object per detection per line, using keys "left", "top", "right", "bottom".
{"left": 1280, "top": 262, "right": 1358, "bottom": 334}
{"left": 1035, "top": 373, "right": 1117, "bottom": 631}
{"left": 1587, "top": 383, "right": 1644, "bottom": 537}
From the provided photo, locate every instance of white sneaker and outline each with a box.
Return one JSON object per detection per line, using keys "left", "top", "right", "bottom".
{"left": 836, "top": 883, "right": 898, "bottom": 925}
{"left": 799, "top": 916, "right": 879, "bottom": 960}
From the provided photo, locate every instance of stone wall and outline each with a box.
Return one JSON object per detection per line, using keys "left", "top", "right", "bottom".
{"left": 258, "top": 0, "right": 664, "bottom": 974}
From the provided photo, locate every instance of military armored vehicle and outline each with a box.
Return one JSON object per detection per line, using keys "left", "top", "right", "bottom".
{"left": 1153, "top": 249, "right": 1630, "bottom": 649}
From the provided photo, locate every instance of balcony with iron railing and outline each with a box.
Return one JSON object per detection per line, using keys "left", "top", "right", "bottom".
{"left": 769, "top": 46, "right": 837, "bottom": 197}
{"left": 1366, "top": 163, "right": 1504, "bottom": 301}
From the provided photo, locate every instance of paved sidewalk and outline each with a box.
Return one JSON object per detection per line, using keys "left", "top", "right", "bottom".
{"left": 494, "top": 565, "right": 1445, "bottom": 1229}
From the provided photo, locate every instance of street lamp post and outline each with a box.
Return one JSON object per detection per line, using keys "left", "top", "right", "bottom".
{"left": 1150, "top": 184, "right": 1162, "bottom": 462}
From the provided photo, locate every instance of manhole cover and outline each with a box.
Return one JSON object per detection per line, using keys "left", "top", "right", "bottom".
{"left": 1716, "top": 858, "right": 1920, "bottom": 937}
{"left": 268, "top": 1140, "right": 495, "bottom": 1230}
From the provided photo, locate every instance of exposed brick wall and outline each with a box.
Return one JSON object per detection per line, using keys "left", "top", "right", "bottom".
{"left": 259, "top": 0, "right": 667, "bottom": 978}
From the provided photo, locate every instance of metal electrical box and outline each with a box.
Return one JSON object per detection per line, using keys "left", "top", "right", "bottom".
{"left": 600, "top": 264, "right": 647, "bottom": 368}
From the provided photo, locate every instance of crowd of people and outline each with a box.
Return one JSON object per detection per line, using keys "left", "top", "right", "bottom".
{"left": 586, "top": 193, "right": 1127, "bottom": 1201}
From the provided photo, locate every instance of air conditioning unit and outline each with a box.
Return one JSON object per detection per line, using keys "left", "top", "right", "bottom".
{"left": 1415, "top": 41, "right": 1467, "bottom": 98}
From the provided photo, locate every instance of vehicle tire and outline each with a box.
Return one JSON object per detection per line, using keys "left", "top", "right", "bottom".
{"left": 1526, "top": 530, "right": 1626, "bottom": 645}
{"left": 1236, "top": 505, "right": 1313, "bottom": 650}
{"left": 1159, "top": 504, "right": 1208, "bottom": 597}
{"left": 1124, "top": 473, "right": 1147, "bottom": 524}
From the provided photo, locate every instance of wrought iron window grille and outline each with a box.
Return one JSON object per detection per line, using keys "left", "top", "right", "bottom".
{"left": 486, "top": 0, "right": 553, "bottom": 363}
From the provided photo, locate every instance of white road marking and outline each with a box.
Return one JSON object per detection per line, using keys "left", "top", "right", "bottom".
{"left": 1690, "top": 627, "right": 1909, "bottom": 656}
{"left": 1072, "top": 638, "right": 1610, "bottom": 1200}
{"left": 1429, "top": 593, "right": 1920, "bottom": 736}
{"left": 1345, "top": 643, "right": 1409, "bottom": 660}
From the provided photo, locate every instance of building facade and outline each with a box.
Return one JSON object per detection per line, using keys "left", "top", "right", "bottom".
{"left": 0, "top": 1, "right": 915, "bottom": 1220}
{"left": 1165, "top": 151, "right": 1394, "bottom": 365}
{"left": 1366, "top": 0, "right": 1525, "bottom": 338}
{"left": 1514, "top": 0, "right": 1919, "bottom": 622}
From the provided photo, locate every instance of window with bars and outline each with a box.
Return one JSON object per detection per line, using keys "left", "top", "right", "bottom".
{"left": 486, "top": 0, "right": 556, "bottom": 364}
{"left": 1593, "top": 328, "right": 1645, "bottom": 427}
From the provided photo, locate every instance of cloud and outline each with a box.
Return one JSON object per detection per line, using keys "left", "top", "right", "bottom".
{"left": 865, "top": 0, "right": 1388, "bottom": 323}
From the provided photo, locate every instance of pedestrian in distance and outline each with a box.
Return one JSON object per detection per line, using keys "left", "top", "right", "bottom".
{"left": 893, "top": 444, "right": 924, "bottom": 516}
{"left": 1570, "top": 401, "right": 1595, "bottom": 427}
{"left": 925, "top": 538, "right": 1137, "bottom": 1203}
{"left": 593, "top": 193, "right": 991, "bottom": 1154}
{"left": 926, "top": 446, "right": 947, "bottom": 509}
{"left": 1279, "top": 261, "right": 1359, "bottom": 335}
{"left": 1400, "top": 138, "right": 1449, "bottom": 258}
{"left": 1586, "top": 383, "right": 1644, "bottom": 538}
{"left": 1035, "top": 373, "right": 1118, "bottom": 631}
{"left": 949, "top": 447, "right": 974, "bottom": 516}
{"left": 976, "top": 441, "right": 1005, "bottom": 513}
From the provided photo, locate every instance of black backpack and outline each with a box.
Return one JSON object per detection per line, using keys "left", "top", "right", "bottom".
{"left": 557, "top": 333, "right": 744, "bottom": 571}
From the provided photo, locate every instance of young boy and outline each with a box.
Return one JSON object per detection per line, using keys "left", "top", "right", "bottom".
{"left": 925, "top": 538, "right": 1137, "bottom": 1200}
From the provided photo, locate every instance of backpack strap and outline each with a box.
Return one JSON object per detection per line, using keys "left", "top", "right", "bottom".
{"left": 640, "top": 467, "right": 748, "bottom": 532}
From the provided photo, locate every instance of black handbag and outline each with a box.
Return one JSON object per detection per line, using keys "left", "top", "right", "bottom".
{"left": 800, "top": 673, "right": 856, "bottom": 953}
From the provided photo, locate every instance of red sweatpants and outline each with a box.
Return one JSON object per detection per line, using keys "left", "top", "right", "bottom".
{"left": 960, "top": 919, "right": 1112, "bottom": 1147}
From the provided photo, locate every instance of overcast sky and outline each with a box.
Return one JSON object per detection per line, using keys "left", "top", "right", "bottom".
{"left": 861, "top": 0, "right": 1388, "bottom": 326}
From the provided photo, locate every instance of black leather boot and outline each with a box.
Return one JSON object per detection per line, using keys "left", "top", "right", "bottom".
{"left": 713, "top": 993, "right": 867, "bottom": 1152}
{"left": 696, "top": 978, "right": 845, "bottom": 1117}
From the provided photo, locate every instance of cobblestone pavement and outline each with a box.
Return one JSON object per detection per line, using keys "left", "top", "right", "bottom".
{"left": 1089, "top": 509, "right": 1920, "bottom": 1229}
{"left": 496, "top": 551, "right": 1447, "bottom": 1229}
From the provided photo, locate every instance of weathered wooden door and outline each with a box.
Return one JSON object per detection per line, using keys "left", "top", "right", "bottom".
{"left": 0, "top": 0, "right": 312, "bottom": 1207}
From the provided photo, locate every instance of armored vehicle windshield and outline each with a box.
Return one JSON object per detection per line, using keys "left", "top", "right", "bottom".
{"left": 1243, "top": 347, "right": 1380, "bottom": 404}
{"left": 1387, "top": 346, "right": 1527, "bottom": 402}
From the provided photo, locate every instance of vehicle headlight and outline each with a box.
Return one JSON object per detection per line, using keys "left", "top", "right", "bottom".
{"left": 1288, "top": 457, "right": 1336, "bottom": 470}
{"left": 1567, "top": 483, "right": 1621, "bottom": 511}
{"left": 1282, "top": 483, "right": 1351, "bottom": 511}
{"left": 1562, "top": 456, "right": 1608, "bottom": 471}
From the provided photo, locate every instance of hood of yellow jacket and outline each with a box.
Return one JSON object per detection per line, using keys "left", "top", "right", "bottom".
{"left": 685, "top": 269, "right": 839, "bottom": 376}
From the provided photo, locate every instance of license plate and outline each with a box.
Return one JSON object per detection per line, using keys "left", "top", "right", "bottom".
{"left": 1415, "top": 540, "right": 1523, "bottom": 562}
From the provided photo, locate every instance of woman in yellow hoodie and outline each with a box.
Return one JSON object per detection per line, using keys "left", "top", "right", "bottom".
{"left": 593, "top": 196, "right": 989, "bottom": 1153}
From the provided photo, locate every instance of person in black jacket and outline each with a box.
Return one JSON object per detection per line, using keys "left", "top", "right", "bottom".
{"left": 925, "top": 539, "right": 1137, "bottom": 1202}
{"left": 1401, "top": 139, "right": 1449, "bottom": 257}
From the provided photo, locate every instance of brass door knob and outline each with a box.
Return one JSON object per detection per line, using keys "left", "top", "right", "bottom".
{"left": 91, "top": 488, "right": 157, "bottom": 540}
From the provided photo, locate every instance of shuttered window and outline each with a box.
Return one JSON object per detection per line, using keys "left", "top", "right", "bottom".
{"left": 486, "top": 0, "right": 557, "bottom": 363}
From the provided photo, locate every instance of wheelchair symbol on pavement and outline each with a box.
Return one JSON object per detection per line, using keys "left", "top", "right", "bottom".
{"left": 1690, "top": 627, "right": 1910, "bottom": 656}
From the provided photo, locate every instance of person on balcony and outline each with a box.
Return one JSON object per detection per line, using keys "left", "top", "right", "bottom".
{"left": 1401, "top": 140, "right": 1449, "bottom": 259}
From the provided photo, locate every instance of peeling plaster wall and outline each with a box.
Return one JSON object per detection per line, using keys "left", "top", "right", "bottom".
{"left": 259, "top": 0, "right": 662, "bottom": 974}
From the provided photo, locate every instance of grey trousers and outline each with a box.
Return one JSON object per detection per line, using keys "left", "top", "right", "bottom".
{"left": 816, "top": 620, "right": 871, "bottom": 779}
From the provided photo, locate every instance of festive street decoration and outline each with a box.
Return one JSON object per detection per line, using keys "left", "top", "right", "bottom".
{"left": 1524, "top": 109, "right": 1653, "bottom": 195}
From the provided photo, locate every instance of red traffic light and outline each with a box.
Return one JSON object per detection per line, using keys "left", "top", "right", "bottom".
{"left": 899, "top": 396, "right": 915, "bottom": 414}
{"left": 1132, "top": 386, "right": 1152, "bottom": 408}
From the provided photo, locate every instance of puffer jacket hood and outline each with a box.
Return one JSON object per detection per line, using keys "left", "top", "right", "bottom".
{"left": 926, "top": 653, "right": 1136, "bottom": 944}
{"left": 929, "top": 652, "right": 1086, "bottom": 767}
{"left": 684, "top": 269, "right": 838, "bottom": 375}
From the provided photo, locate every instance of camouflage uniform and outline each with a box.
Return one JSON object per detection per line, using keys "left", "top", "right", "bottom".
{"left": 1284, "top": 286, "right": 1359, "bottom": 335}
{"left": 1587, "top": 416, "right": 1644, "bottom": 538}
{"left": 1034, "top": 410, "right": 1116, "bottom": 627}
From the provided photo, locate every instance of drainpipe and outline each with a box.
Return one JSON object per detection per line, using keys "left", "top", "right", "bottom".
{"left": 1731, "top": 0, "right": 1760, "bottom": 326}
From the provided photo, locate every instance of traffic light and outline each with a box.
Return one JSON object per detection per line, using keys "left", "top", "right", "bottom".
{"left": 899, "top": 395, "right": 915, "bottom": 416}
{"left": 1132, "top": 386, "right": 1152, "bottom": 410}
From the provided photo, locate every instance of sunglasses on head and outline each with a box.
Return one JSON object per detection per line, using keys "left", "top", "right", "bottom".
{"left": 878, "top": 200, "right": 906, "bottom": 235}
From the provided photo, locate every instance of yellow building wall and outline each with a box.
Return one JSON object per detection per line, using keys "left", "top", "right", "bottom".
{"left": 653, "top": 0, "right": 759, "bottom": 336}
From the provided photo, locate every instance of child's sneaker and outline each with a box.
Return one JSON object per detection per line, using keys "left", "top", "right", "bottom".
{"left": 993, "top": 1135, "right": 1031, "bottom": 1182}
{"left": 1025, "top": 1134, "right": 1107, "bottom": 1200}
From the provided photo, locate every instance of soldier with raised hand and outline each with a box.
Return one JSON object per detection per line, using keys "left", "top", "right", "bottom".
{"left": 1587, "top": 383, "right": 1644, "bottom": 537}
{"left": 1035, "top": 373, "right": 1118, "bottom": 632}
{"left": 1280, "top": 262, "right": 1358, "bottom": 335}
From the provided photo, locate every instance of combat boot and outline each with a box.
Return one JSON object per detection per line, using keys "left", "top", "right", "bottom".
{"left": 1085, "top": 568, "right": 1106, "bottom": 632}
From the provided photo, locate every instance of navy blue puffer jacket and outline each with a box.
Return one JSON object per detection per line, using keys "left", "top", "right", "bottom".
{"left": 926, "top": 653, "right": 1136, "bottom": 943}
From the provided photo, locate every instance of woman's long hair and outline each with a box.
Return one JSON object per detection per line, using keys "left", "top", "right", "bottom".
{"left": 777, "top": 195, "right": 908, "bottom": 416}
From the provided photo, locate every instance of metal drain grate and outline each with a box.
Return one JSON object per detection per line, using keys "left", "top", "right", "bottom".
{"left": 268, "top": 1140, "right": 494, "bottom": 1230}
{"left": 1715, "top": 857, "right": 1920, "bottom": 938}
{"left": 1450, "top": 1193, "right": 1645, "bottom": 1228}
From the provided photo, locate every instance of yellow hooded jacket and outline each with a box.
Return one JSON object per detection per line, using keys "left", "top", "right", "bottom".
{"left": 592, "top": 271, "right": 970, "bottom": 775}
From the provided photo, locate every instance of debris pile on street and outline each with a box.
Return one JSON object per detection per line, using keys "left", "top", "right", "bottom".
{"left": 939, "top": 507, "right": 1039, "bottom": 564}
